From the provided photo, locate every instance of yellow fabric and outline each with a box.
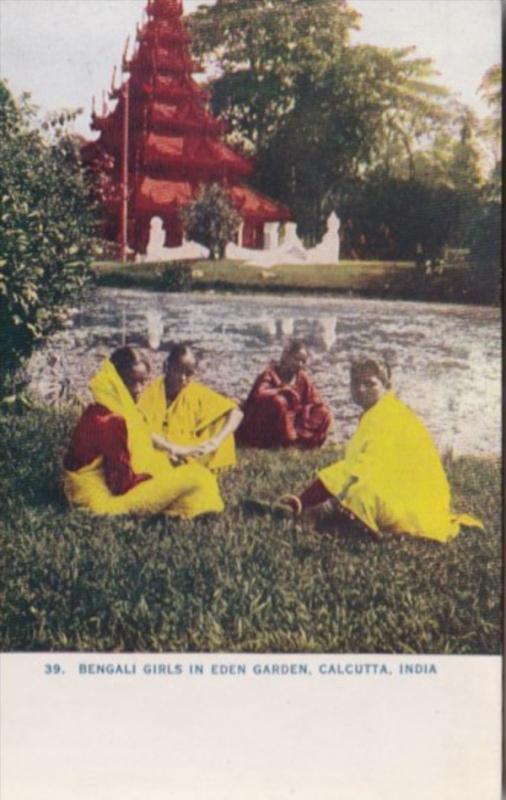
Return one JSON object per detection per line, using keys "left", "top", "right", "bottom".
{"left": 318, "top": 392, "right": 482, "bottom": 542}
{"left": 64, "top": 360, "right": 223, "bottom": 517}
{"left": 139, "top": 377, "right": 238, "bottom": 470}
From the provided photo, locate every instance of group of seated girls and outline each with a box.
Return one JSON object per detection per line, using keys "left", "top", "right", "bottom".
{"left": 64, "top": 339, "right": 481, "bottom": 542}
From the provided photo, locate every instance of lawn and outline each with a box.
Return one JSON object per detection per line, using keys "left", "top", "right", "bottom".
{"left": 93, "top": 257, "right": 496, "bottom": 304}
{"left": 94, "top": 258, "right": 412, "bottom": 294}
{"left": 0, "top": 407, "right": 501, "bottom": 654}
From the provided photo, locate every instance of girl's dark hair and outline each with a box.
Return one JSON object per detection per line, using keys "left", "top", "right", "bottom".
{"left": 283, "top": 338, "right": 307, "bottom": 356}
{"left": 110, "top": 346, "right": 150, "bottom": 380}
{"left": 164, "top": 343, "right": 193, "bottom": 373}
{"left": 350, "top": 356, "right": 392, "bottom": 388}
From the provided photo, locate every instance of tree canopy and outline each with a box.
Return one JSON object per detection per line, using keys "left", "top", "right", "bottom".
{"left": 189, "top": 0, "right": 465, "bottom": 248}
{"left": 0, "top": 80, "right": 96, "bottom": 398}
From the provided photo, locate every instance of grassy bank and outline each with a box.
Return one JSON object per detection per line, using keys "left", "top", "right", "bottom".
{"left": 93, "top": 258, "right": 499, "bottom": 305}
{"left": 0, "top": 408, "right": 501, "bottom": 653}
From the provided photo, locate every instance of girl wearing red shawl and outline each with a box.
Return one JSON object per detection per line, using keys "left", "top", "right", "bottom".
{"left": 64, "top": 346, "right": 223, "bottom": 517}
{"left": 237, "top": 340, "right": 332, "bottom": 449}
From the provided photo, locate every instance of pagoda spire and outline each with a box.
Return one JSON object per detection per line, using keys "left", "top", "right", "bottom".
{"left": 82, "top": 0, "right": 291, "bottom": 255}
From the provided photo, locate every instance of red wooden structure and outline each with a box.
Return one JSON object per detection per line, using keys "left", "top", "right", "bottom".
{"left": 82, "top": 0, "right": 291, "bottom": 256}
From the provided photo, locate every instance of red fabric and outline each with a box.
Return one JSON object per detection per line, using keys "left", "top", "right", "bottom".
{"left": 298, "top": 479, "right": 333, "bottom": 509}
{"left": 64, "top": 404, "right": 151, "bottom": 496}
{"left": 237, "top": 367, "right": 332, "bottom": 449}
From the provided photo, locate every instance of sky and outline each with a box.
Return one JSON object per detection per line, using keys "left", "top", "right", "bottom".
{"left": 0, "top": 0, "right": 501, "bottom": 138}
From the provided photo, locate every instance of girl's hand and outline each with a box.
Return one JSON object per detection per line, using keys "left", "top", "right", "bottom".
{"left": 191, "top": 437, "right": 220, "bottom": 457}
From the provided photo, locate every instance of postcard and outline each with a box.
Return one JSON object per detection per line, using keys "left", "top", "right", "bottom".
{"left": 0, "top": 1, "right": 502, "bottom": 798}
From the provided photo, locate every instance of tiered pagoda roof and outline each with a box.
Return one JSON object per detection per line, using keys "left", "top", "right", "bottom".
{"left": 83, "top": 0, "right": 291, "bottom": 253}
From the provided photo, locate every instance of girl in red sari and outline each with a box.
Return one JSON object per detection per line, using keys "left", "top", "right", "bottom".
{"left": 237, "top": 340, "right": 332, "bottom": 449}
{"left": 64, "top": 346, "right": 223, "bottom": 517}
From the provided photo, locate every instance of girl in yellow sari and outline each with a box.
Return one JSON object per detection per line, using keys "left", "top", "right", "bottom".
{"left": 139, "top": 344, "right": 243, "bottom": 471}
{"left": 64, "top": 347, "right": 223, "bottom": 517}
{"left": 277, "top": 357, "right": 481, "bottom": 542}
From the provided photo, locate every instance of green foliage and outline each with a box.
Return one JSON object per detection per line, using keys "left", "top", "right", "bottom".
{"left": 93, "top": 258, "right": 497, "bottom": 305}
{"left": 159, "top": 262, "right": 193, "bottom": 292}
{"left": 181, "top": 183, "right": 241, "bottom": 260}
{"left": 478, "top": 63, "right": 501, "bottom": 160}
{"left": 191, "top": 3, "right": 459, "bottom": 245}
{"left": 0, "top": 407, "right": 501, "bottom": 653}
{"left": 190, "top": 0, "right": 360, "bottom": 152}
{"left": 0, "top": 80, "right": 96, "bottom": 397}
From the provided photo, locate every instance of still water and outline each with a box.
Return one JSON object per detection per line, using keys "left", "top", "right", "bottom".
{"left": 27, "top": 289, "right": 501, "bottom": 456}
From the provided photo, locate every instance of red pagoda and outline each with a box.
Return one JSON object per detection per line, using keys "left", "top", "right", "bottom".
{"left": 83, "top": 0, "right": 291, "bottom": 256}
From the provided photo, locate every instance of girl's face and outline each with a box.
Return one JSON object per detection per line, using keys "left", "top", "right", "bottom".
{"left": 279, "top": 347, "right": 308, "bottom": 380}
{"left": 123, "top": 362, "right": 150, "bottom": 403}
{"left": 351, "top": 369, "right": 387, "bottom": 410}
{"left": 165, "top": 352, "right": 196, "bottom": 400}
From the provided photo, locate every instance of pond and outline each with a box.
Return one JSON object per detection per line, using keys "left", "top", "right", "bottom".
{"left": 27, "top": 289, "right": 501, "bottom": 457}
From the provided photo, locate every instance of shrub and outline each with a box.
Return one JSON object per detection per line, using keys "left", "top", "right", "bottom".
{"left": 159, "top": 262, "right": 193, "bottom": 292}
{"left": 181, "top": 183, "right": 240, "bottom": 260}
{"left": 0, "top": 80, "right": 96, "bottom": 398}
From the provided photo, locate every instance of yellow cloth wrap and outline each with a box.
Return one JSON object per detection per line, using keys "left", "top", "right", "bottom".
{"left": 64, "top": 360, "right": 223, "bottom": 517}
{"left": 317, "top": 392, "right": 482, "bottom": 542}
{"left": 139, "top": 377, "right": 238, "bottom": 470}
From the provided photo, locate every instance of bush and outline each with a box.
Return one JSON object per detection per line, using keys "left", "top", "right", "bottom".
{"left": 181, "top": 183, "right": 241, "bottom": 260}
{"left": 0, "top": 81, "right": 96, "bottom": 397}
{"left": 159, "top": 262, "right": 193, "bottom": 292}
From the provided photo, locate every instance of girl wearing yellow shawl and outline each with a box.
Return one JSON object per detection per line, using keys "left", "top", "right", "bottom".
{"left": 138, "top": 344, "right": 243, "bottom": 471}
{"left": 64, "top": 347, "right": 223, "bottom": 517}
{"left": 277, "top": 357, "right": 481, "bottom": 542}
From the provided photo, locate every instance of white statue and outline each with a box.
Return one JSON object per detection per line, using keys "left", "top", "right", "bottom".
{"left": 307, "top": 212, "right": 340, "bottom": 264}
{"left": 138, "top": 216, "right": 209, "bottom": 262}
{"left": 145, "top": 217, "right": 166, "bottom": 260}
{"left": 226, "top": 213, "right": 340, "bottom": 268}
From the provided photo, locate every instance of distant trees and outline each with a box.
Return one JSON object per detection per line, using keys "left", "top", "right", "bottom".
{"left": 190, "top": 0, "right": 476, "bottom": 255}
{"left": 0, "top": 80, "right": 96, "bottom": 398}
{"left": 181, "top": 183, "right": 240, "bottom": 259}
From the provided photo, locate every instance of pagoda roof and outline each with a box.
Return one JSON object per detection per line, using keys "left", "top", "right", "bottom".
{"left": 132, "top": 176, "right": 291, "bottom": 223}
{"left": 140, "top": 75, "right": 209, "bottom": 101}
{"left": 144, "top": 133, "right": 253, "bottom": 176}
{"left": 230, "top": 185, "right": 293, "bottom": 223}
{"left": 136, "top": 47, "right": 199, "bottom": 76}
{"left": 148, "top": 0, "right": 184, "bottom": 20}
{"left": 136, "top": 176, "right": 193, "bottom": 213}
{"left": 139, "top": 23, "right": 191, "bottom": 46}
{"left": 150, "top": 101, "right": 223, "bottom": 134}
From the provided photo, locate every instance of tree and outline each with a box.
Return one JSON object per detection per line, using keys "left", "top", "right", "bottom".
{"left": 190, "top": 0, "right": 360, "bottom": 153}
{"left": 478, "top": 63, "right": 501, "bottom": 164}
{"left": 190, "top": 2, "right": 459, "bottom": 243}
{"left": 181, "top": 183, "right": 240, "bottom": 260}
{"left": 0, "top": 80, "right": 96, "bottom": 398}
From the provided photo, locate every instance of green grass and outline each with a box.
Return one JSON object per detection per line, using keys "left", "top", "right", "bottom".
{"left": 0, "top": 407, "right": 501, "bottom": 653}
{"left": 93, "top": 257, "right": 498, "bottom": 304}
{"left": 94, "top": 258, "right": 412, "bottom": 294}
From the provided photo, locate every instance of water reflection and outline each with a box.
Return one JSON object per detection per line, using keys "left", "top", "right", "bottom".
{"left": 27, "top": 289, "right": 501, "bottom": 456}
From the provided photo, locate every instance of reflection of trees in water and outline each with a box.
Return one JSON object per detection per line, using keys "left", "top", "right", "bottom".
{"left": 26, "top": 290, "right": 500, "bottom": 456}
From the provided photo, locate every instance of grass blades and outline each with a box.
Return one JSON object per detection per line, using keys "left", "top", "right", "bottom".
{"left": 0, "top": 408, "right": 501, "bottom": 653}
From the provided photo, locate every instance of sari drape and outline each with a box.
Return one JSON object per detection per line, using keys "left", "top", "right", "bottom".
{"left": 317, "top": 392, "right": 481, "bottom": 541}
{"left": 237, "top": 366, "right": 332, "bottom": 449}
{"left": 139, "top": 378, "right": 238, "bottom": 469}
{"left": 64, "top": 361, "right": 223, "bottom": 517}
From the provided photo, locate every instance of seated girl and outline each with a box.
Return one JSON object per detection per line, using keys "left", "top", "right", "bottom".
{"left": 276, "top": 357, "right": 481, "bottom": 542}
{"left": 64, "top": 346, "right": 223, "bottom": 517}
{"left": 237, "top": 339, "right": 333, "bottom": 449}
{"left": 138, "top": 343, "right": 243, "bottom": 471}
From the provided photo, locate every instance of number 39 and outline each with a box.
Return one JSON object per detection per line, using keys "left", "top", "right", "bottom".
{"left": 44, "top": 664, "right": 63, "bottom": 675}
